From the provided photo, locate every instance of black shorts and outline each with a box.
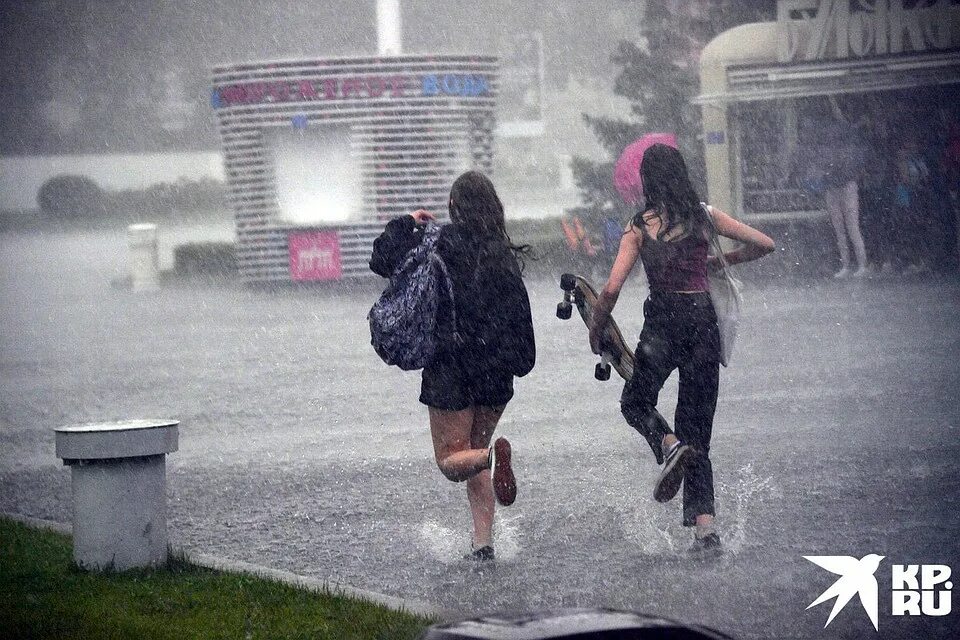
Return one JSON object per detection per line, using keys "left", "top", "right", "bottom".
{"left": 420, "top": 354, "right": 514, "bottom": 411}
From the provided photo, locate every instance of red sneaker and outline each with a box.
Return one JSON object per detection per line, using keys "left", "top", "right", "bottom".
{"left": 490, "top": 437, "right": 517, "bottom": 506}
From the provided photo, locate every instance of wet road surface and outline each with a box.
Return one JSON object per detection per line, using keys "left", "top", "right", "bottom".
{"left": 2, "top": 229, "right": 958, "bottom": 639}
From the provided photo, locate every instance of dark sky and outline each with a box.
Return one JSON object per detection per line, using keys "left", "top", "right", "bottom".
{"left": 0, "top": 0, "right": 638, "bottom": 155}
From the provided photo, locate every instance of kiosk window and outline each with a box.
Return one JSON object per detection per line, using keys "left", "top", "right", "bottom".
{"left": 737, "top": 100, "right": 817, "bottom": 214}
{"left": 269, "top": 125, "right": 362, "bottom": 225}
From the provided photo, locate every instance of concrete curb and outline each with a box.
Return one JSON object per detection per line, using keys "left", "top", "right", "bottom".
{"left": 3, "top": 512, "right": 450, "bottom": 619}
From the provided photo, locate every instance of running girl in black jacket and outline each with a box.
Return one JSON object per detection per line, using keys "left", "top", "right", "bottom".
{"left": 370, "top": 171, "right": 536, "bottom": 561}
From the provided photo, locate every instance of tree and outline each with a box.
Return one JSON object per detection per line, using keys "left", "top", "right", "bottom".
{"left": 573, "top": 1, "right": 777, "bottom": 217}
{"left": 37, "top": 175, "right": 107, "bottom": 219}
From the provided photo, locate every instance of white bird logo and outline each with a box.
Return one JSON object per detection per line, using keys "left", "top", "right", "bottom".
{"left": 804, "top": 554, "right": 885, "bottom": 631}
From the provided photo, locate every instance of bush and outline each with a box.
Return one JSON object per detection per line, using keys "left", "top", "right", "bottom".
{"left": 37, "top": 175, "right": 108, "bottom": 218}
{"left": 110, "top": 177, "right": 226, "bottom": 216}
{"left": 173, "top": 241, "right": 236, "bottom": 277}
{"left": 36, "top": 175, "right": 227, "bottom": 220}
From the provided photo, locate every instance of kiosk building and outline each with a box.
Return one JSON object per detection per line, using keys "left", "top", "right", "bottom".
{"left": 211, "top": 55, "right": 498, "bottom": 284}
{"left": 694, "top": 0, "right": 960, "bottom": 229}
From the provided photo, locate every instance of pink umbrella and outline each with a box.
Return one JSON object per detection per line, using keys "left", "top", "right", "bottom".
{"left": 613, "top": 133, "right": 678, "bottom": 205}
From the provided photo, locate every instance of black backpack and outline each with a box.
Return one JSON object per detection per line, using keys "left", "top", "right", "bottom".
{"left": 368, "top": 224, "right": 457, "bottom": 370}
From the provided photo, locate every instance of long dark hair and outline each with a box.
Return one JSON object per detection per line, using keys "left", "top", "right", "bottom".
{"left": 449, "top": 170, "right": 530, "bottom": 263}
{"left": 633, "top": 143, "right": 708, "bottom": 240}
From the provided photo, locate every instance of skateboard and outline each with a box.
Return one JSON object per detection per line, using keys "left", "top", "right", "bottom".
{"left": 557, "top": 273, "right": 635, "bottom": 381}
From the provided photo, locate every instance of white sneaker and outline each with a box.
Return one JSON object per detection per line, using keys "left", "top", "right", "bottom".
{"left": 653, "top": 443, "right": 691, "bottom": 503}
{"left": 903, "top": 263, "right": 923, "bottom": 276}
{"left": 833, "top": 267, "right": 851, "bottom": 279}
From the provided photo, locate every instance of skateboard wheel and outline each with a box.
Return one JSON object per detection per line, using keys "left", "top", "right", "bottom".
{"left": 595, "top": 362, "right": 611, "bottom": 381}
{"left": 559, "top": 273, "right": 576, "bottom": 291}
{"left": 556, "top": 301, "right": 572, "bottom": 320}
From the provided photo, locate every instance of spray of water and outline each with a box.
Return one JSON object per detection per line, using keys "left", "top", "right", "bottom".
{"left": 491, "top": 513, "right": 523, "bottom": 560}
{"left": 619, "top": 502, "right": 680, "bottom": 555}
{"left": 615, "top": 463, "right": 778, "bottom": 556}
{"left": 417, "top": 520, "right": 462, "bottom": 563}
{"left": 417, "top": 513, "right": 524, "bottom": 562}
{"left": 717, "top": 464, "right": 778, "bottom": 553}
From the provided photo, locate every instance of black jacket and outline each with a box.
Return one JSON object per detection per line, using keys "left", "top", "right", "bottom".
{"left": 370, "top": 216, "right": 536, "bottom": 377}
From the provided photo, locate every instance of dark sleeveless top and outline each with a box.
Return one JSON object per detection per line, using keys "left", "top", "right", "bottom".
{"left": 639, "top": 226, "right": 710, "bottom": 292}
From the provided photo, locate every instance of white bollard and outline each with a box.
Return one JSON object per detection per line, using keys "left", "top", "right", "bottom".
{"left": 127, "top": 223, "right": 160, "bottom": 291}
{"left": 54, "top": 419, "right": 179, "bottom": 571}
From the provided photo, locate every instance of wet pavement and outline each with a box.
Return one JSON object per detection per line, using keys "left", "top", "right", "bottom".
{"left": 1, "top": 229, "right": 959, "bottom": 639}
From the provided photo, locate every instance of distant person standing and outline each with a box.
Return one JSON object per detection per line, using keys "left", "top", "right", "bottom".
{"left": 944, "top": 119, "right": 960, "bottom": 266}
{"left": 818, "top": 97, "right": 870, "bottom": 278}
{"left": 588, "top": 144, "right": 774, "bottom": 552}
{"left": 561, "top": 213, "right": 599, "bottom": 274}
{"left": 893, "top": 132, "right": 933, "bottom": 275}
{"left": 858, "top": 101, "right": 897, "bottom": 273}
{"left": 600, "top": 205, "right": 626, "bottom": 273}
{"left": 924, "top": 111, "right": 960, "bottom": 272}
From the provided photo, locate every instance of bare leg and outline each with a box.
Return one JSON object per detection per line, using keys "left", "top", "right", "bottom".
{"left": 428, "top": 406, "right": 499, "bottom": 548}
{"left": 429, "top": 407, "right": 491, "bottom": 481}
{"left": 695, "top": 513, "right": 716, "bottom": 540}
{"left": 826, "top": 186, "right": 850, "bottom": 270}
{"left": 466, "top": 405, "right": 505, "bottom": 547}
{"left": 841, "top": 180, "right": 868, "bottom": 269}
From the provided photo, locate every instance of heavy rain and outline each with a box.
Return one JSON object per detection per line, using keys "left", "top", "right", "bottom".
{"left": 1, "top": 2, "right": 959, "bottom": 639}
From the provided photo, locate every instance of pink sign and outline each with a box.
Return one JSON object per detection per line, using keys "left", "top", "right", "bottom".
{"left": 289, "top": 231, "right": 342, "bottom": 281}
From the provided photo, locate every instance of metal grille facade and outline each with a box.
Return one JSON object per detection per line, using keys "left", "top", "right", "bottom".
{"left": 723, "top": 50, "right": 960, "bottom": 103}
{"left": 211, "top": 55, "right": 498, "bottom": 284}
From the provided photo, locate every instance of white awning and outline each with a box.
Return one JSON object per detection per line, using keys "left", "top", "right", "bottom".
{"left": 693, "top": 49, "right": 960, "bottom": 105}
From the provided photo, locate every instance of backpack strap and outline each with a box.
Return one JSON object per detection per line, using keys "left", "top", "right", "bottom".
{"left": 701, "top": 203, "right": 732, "bottom": 272}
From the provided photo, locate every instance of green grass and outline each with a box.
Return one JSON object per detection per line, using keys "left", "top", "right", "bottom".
{"left": 0, "top": 517, "right": 433, "bottom": 640}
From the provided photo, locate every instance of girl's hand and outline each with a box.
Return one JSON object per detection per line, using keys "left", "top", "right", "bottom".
{"left": 410, "top": 209, "right": 436, "bottom": 224}
{"left": 588, "top": 318, "right": 606, "bottom": 355}
{"left": 706, "top": 255, "right": 723, "bottom": 273}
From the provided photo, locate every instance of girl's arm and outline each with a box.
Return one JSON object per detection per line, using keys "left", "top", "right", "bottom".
{"left": 706, "top": 207, "right": 776, "bottom": 268}
{"left": 589, "top": 224, "right": 642, "bottom": 354}
{"left": 369, "top": 210, "right": 435, "bottom": 277}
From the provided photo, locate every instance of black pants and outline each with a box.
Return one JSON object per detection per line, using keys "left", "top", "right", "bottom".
{"left": 620, "top": 292, "right": 721, "bottom": 526}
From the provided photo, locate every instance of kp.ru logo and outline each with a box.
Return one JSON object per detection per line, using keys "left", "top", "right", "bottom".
{"left": 804, "top": 555, "right": 953, "bottom": 631}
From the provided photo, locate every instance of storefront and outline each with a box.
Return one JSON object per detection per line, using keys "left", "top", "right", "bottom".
{"left": 694, "top": 0, "right": 960, "bottom": 231}
{"left": 211, "top": 55, "right": 498, "bottom": 284}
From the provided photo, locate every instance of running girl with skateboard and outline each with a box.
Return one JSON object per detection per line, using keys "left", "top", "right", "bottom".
{"left": 589, "top": 144, "right": 774, "bottom": 552}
